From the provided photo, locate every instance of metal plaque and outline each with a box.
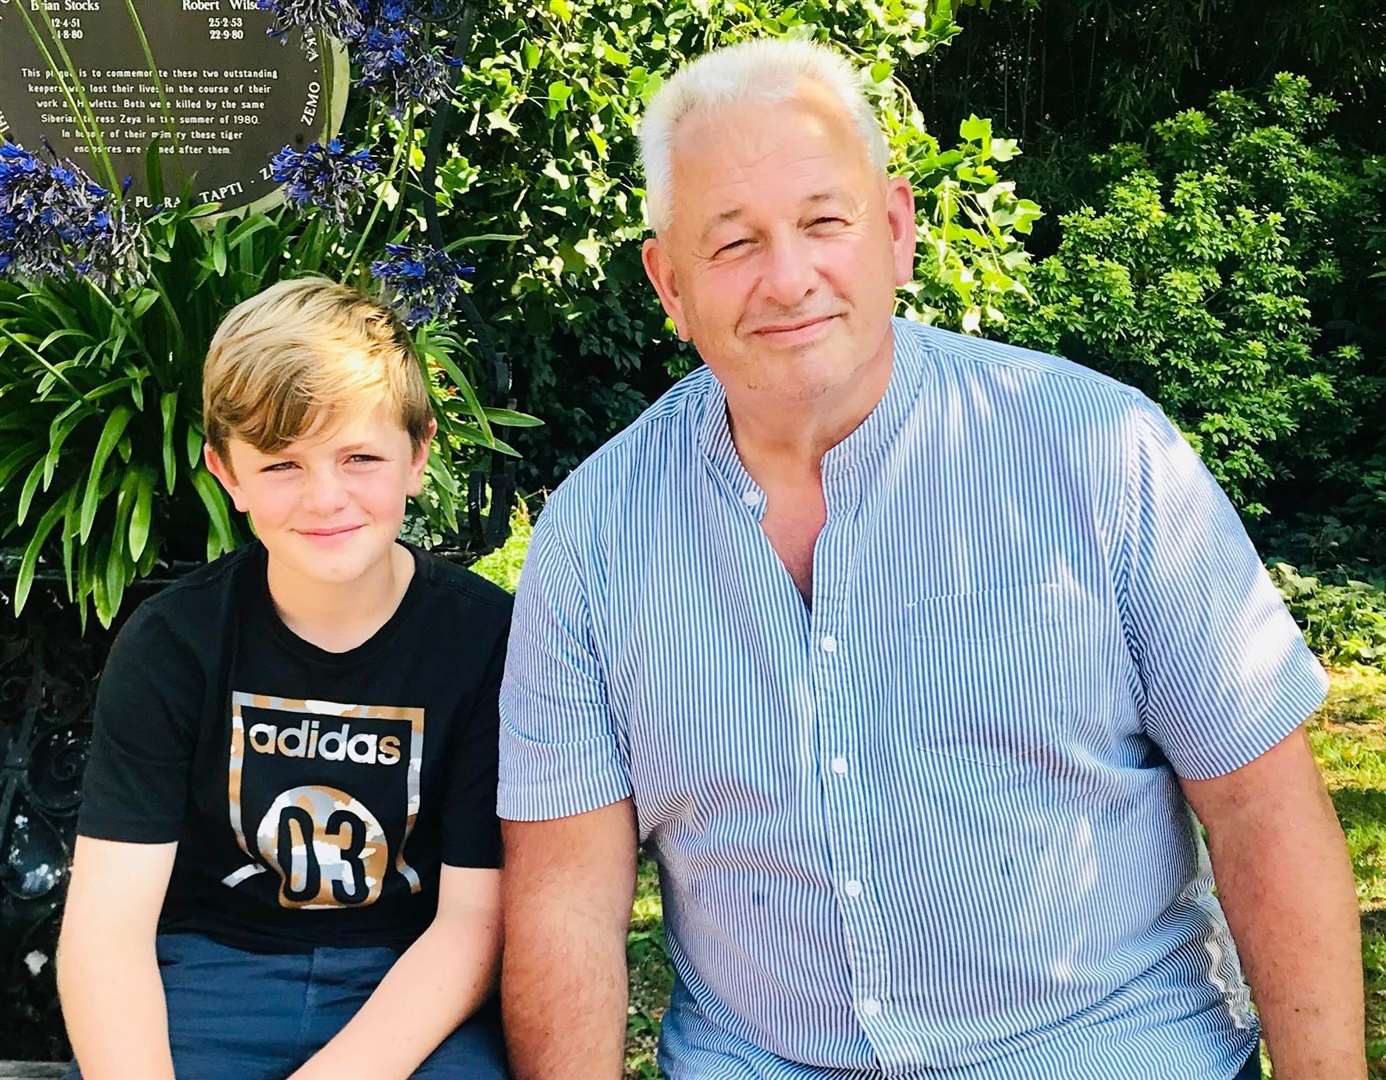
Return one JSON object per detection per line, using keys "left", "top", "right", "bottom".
{"left": 0, "top": 0, "right": 348, "bottom": 214}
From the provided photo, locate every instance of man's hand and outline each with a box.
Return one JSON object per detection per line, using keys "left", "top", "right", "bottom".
{"left": 501, "top": 799, "right": 639, "bottom": 1080}
{"left": 1181, "top": 726, "right": 1365, "bottom": 1079}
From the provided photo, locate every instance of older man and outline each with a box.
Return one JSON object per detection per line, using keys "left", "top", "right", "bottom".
{"left": 497, "top": 38, "right": 1364, "bottom": 1080}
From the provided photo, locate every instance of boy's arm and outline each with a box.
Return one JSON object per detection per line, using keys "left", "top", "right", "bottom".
{"left": 287, "top": 864, "right": 503, "bottom": 1080}
{"left": 58, "top": 836, "right": 179, "bottom": 1080}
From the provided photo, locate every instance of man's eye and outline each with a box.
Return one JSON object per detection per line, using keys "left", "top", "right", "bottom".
{"left": 714, "top": 238, "right": 752, "bottom": 257}
{"left": 809, "top": 216, "right": 845, "bottom": 229}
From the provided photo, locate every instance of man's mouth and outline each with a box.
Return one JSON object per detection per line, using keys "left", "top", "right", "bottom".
{"left": 752, "top": 313, "right": 840, "bottom": 338}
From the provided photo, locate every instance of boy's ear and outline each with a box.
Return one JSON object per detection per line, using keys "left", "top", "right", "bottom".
{"left": 204, "top": 444, "right": 249, "bottom": 513}
{"left": 407, "top": 419, "right": 437, "bottom": 498}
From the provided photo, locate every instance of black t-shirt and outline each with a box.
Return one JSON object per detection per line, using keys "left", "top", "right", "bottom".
{"left": 77, "top": 541, "right": 510, "bottom": 954}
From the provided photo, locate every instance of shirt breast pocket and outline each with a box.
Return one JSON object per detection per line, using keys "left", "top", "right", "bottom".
{"left": 897, "top": 582, "right": 1074, "bottom": 778}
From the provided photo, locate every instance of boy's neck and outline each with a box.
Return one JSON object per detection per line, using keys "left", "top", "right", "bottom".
{"left": 266, "top": 542, "right": 416, "bottom": 654}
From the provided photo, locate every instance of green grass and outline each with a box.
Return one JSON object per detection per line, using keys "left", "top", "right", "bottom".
{"left": 621, "top": 666, "right": 1386, "bottom": 1078}
{"left": 1309, "top": 666, "right": 1386, "bottom": 1077}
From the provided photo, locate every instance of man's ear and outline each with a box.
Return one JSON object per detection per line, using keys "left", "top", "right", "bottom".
{"left": 642, "top": 237, "right": 689, "bottom": 341}
{"left": 204, "top": 444, "right": 249, "bottom": 513}
{"left": 884, "top": 177, "right": 918, "bottom": 287}
{"left": 407, "top": 418, "right": 437, "bottom": 498}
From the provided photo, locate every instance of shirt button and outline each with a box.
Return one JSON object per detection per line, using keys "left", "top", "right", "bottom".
{"left": 844, "top": 879, "right": 863, "bottom": 898}
{"left": 820, "top": 634, "right": 838, "bottom": 654}
{"left": 861, "top": 997, "right": 882, "bottom": 1018}
{"left": 831, "top": 756, "right": 849, "bottom": 776}
{"left": 741, "top": 489, "right": 760, "bottom": 507}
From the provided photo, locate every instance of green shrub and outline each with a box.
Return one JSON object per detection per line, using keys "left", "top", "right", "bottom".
{"left": 1269, "top": 562, "right": 1386, "bottom": 670}
{"left": 1001, "top": 75, "right": 1384, "bottom": 517}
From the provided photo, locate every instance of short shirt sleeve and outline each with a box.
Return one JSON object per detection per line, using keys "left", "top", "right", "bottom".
{"left": 77, "top": 605, "right": 201, "bottom": 843}
{"left": 439, "top": 629, "right": 505, "bottom": 868}
{"left": 1122, "top": 395, "right": 1328, "bottom": 780}
{"left": 497, "top": 501, "right": 632, "bottom": 821}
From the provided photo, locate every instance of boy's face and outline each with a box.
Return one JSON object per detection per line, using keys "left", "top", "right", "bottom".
{"left": 205, "top": 404, "right": 434, "bottom": 591}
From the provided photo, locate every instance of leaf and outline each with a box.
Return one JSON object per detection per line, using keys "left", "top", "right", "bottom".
{"left": 482, "top": 407, "right": 544, "bottom": 428}
{"left": 431, "top": 351, "right": 494, "bottom": 446}
{"left": 485, "top": 110, "right": 519, "bottom": 137}
{"left": 128, "top": 464, "right": 155, "bottom": 561}
{"left": 131, "top": 288, "right": 160, "bottom": 319}
{"left": 0, "top": 439, "right": 44, "bottom": 491}
{"left": 79, "top": 404, "right": 134, "bottom": 543}
{"left": 16, "top": 458, "right": 45, "bottom": 526}
{"left": 100, "top": 533, "right": 128, "bottom": 628}
{"left": 212, "top": 220, "right": 228, "bottom": 277}
{"left": 192, "top": 467, "right": 236, "bottom": 557}
{"left": 145, "top": 134, "right": 166, "bottom": 205}
{"left": 869, "top": 60, "right": 893, "bottom": 83}
{"left": 61, "top": 481, "right": 79, "bottom": 600}
{"left": 36, "top": 327, "right": 91, "bottom": 352}
{"left": 226, "top": 215, "right": 275, "bottom": 251}
{"left": 13, "top": 494, "right": 67, "bottom": 616}
{"left": 185, "top": 422, "right": 203, "bottom": 469}
{"left": 960, "top": 114, "right": 992, "bottom": 144}
{"left": 160, "top": 391, "right": 178, "bottom": 492}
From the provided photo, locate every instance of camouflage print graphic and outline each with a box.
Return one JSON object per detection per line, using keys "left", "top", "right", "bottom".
{"left": 222, "top": 692, "right": 425, "bottom": 908}
{"left": 256, "top": 785, "right": 388, "bottom": 909}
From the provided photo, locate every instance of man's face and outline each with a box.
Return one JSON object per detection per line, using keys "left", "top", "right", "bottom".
{"left": 642, "top": 81, "right": 916, "bottom": 406}
{"left": 205, "top": 404, "right": 433, "bottom": 593}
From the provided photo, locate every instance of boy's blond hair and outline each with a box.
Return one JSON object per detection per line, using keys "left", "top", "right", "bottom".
{"left": 202, "top": 277, "right": 432, "bottom": 461}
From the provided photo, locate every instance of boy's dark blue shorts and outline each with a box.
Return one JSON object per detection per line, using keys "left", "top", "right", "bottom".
{"left": 67, "top": 931, "right": 508, "bottom": 1079}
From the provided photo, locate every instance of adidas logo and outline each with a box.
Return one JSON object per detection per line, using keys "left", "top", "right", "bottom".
{"left": 246, "top": 719, "right": 403, "bottom": 766}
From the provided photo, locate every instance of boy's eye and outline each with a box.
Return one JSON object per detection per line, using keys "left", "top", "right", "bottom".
{"left": 261, "top": 461, "right": 298, "bottom": 473}
{"left": 347, "top": 453, "right": 382, "bottom": 464}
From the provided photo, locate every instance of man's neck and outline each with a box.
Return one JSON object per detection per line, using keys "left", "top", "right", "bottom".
{"left": 726, "top": 335, "right": 895, "bottom": 479}
{"left": 266, "top": 542, "right": 414, "bottom": 654}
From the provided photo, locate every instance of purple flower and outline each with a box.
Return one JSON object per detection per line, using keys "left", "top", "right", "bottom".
{"left": 356, "top": 12, "right": 460, "bottom": 114}
{"left": 257, "top": 0, "right": 366, "bottom": 42}
{"left": 370, "top": 241, "right": 474, "bottom": 327}
{"left": 270, "top": 138, "right": 377, "bottom": 226}
{"left": 0, "top": 141, "right": 139, "bottom": 285}
{"left": 260, "top": 0, "right": 460, "bottom": 112}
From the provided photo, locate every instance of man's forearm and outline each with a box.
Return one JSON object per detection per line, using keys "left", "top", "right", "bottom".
{"left": 503, "top": 899, "right": 630, "bottom": 1079}
{"left": 1207, "top": 779, "right": 1364, "bottom": 1078}
{"left": 57, "top": 932, "right": 175, "bottom": 1080}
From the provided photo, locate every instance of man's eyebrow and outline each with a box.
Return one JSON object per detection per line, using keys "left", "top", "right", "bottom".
{"left": 699, "top": 207, "right": 746, "bottom": 244}
{"left": 698, "top": 190, "right": 850, "bottom": 244}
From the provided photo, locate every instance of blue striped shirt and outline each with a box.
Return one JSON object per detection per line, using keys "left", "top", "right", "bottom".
{"left": 498, "top": 317, "right": 1329, "bottom": 1079}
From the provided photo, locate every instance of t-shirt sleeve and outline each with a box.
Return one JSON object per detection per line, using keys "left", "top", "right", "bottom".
{"left": 439, "top": 625, "right": 505, "bottom": 869}
{"left": 1121, "top": 395, "right": 1329, "bottom": 780}
{"left": 77, "top": 604, "right": 202, "bottom": 843}
{"left": 497, "top": 503, "right": 632, "bottom": 822}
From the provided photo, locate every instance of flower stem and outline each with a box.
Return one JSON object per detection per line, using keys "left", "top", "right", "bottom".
{"left": 343, "top": 103, "right": 401, "bottom": 282}
{"left": 9, "top": 2, "right": 119, "bottom": 192}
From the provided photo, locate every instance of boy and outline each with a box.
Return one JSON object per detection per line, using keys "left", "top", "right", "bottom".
{"left": 56, "top": 277, "right": 511, "bottom": 1079}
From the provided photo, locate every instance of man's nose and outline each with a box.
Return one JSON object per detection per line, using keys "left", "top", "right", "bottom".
{"left": 760, "top": 231, "right": 817, "bottom": 308}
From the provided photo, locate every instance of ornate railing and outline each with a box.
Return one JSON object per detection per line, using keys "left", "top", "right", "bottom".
{"left": 0, "top": 586, "right": 110, "bottom": 1060}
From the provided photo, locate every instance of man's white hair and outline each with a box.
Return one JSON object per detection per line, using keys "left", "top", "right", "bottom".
{"left": 639, "top": 39, "right": 889, "bottom": 234}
